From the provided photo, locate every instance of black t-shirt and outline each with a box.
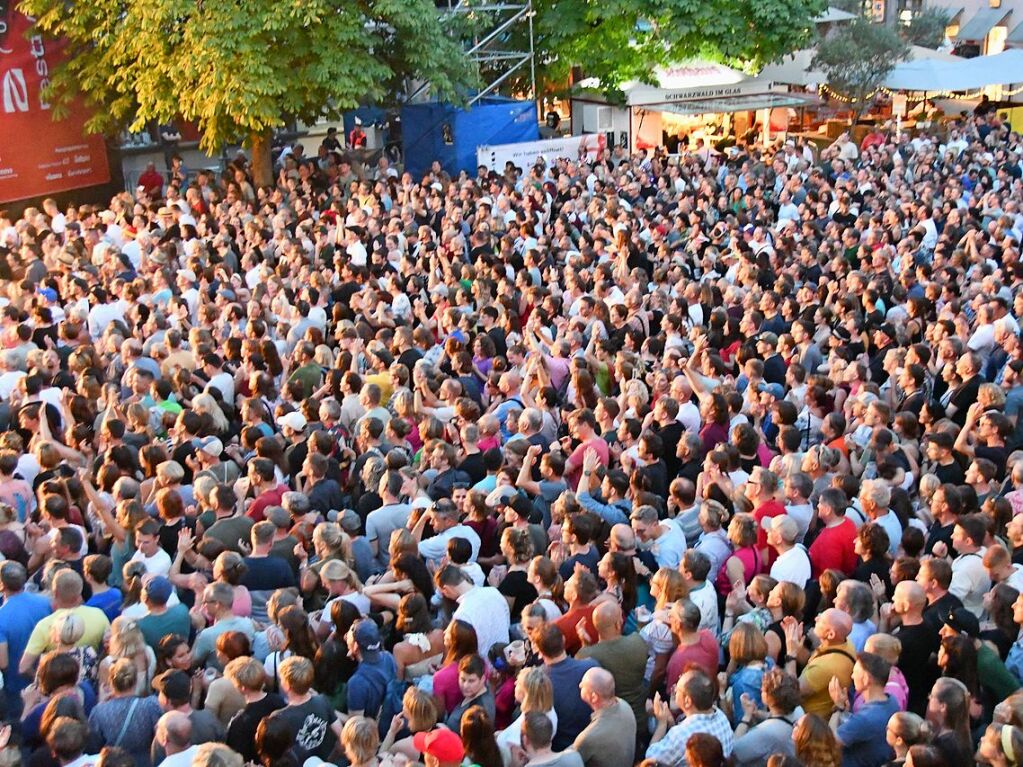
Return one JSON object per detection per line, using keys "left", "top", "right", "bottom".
{"left": 852, "top": 557, "right": 892, "bottom": 599}
{"left": 498, "top": 569, "right": 538, "bottom": 622}
{"left": 398, "top": 347, "right": 423, "bottom": 372}
{"left": 241, "top": 556, "right": 298, "bottom": 591}
{"left": 226, "top": 694, "right": 286, "bottom": 762}
{"left": 975, "top": 444, "right": 1009, "bottom": 481}
{"left": 950, "top": 376, "right": 981, "bottom": 427}
{"left": 458, "top": 452, "right": 486, "bottom": 485}
{"left": 268, "top": 695, "right": 339, "bottom": 762}
{"left": 925, "top": 521, "right": 955, "bottom": 559}
{"left": 933, "top": 460, "right": 965, "bottom": 486}
{"left": 893, "top": 621, "right": 939, "bottom": 714}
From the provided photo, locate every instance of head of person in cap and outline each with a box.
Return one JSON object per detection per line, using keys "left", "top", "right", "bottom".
{"left": 345, "top": 618, "right": 382, "bottom": 662}
{"left": 278, "top": 411, "right": 307, "bottom": 439}
{"left": 412, "top": 727, "right": 465, "bottom": 767}
{"left": 940, "top": 606, "right": 980, "bottom": 640}
{"left": 142, "top": 575, "right": 175, "bottom": 610}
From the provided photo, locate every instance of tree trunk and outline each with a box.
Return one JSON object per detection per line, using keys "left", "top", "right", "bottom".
{"left": 249, "top": 130, "right": 273, "bottom": 188}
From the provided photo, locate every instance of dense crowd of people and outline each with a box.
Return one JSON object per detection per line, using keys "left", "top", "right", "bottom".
{"left": 0, "top": 104, "right": 1020, "bottom": 767}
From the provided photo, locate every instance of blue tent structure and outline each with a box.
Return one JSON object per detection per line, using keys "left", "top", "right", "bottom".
{"left": 401, "top": 98, "right": 538, "bottom": 178}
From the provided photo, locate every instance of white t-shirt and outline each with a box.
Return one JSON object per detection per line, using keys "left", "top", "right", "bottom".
{"left": 130, "top": 546, "right": 172, "bottom": 577}
{"left": 770, "top": 546, "right": 811, "bottom": 588}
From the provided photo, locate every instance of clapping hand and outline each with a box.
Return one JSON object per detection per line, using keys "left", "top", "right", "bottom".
{"left": 652, "top": 691, "right": 674, "bottom": 724}
{"left": 829, "top": 676, "right": 848, "bottom": 709}
{"left": 739, "top": 692, "right": 758, "bottom": 722}
{"left": 782, "top": 616, "right": 803, "bottom": 656}
{"left": 869, "top": 573, "right": 886, "bottom": 600}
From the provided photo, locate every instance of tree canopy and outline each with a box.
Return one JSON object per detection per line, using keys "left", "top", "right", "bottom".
{"left": 522, "top": 0, "right": 829, "bottom": 96}
{"left": 902, "top": 7, "right": 952, "bottom": 48}
{"left": 20, "top": 0, "right": 477, "bottom": 181}
{"left": 812, "top": 14, "right": 909, "bottom": 118}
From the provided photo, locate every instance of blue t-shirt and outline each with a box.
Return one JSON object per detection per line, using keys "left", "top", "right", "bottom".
{"left": 558, "top": 546, "right": 600, "bottom": 581}
{"left": 86, "top": 589, "right": 123, "bottom": 623}
{"left": 547, "top": 656, "right": 600, "bottom": 750}
{"left": 838, "top": 693, "right": 900, "bottom": 767}
{"left": 346, "top": 652, "right": 397, "bottom": 718}
{"left": 0, "top": 591, "right": 52, "bottom": 693}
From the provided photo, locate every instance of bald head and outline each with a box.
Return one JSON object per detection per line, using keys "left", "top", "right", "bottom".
{"left": 895, "top": 580, "right": 926, "bottom": 609}
{"left": 610, "top": 523, "right": 635, "bottom": 552}
{"left": 593, "top": 601, "right": 623, "bottom": 636}
{"left": 157, "top": 711, "right": 192, "bottom": 752}
{"left": 819, "top": 608, "right": 853, "bottom": 643}
{"left": 582, "top": 667, "right": 616, "bottom": 702}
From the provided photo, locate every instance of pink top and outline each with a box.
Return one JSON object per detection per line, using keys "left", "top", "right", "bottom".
{"left": 433, "top": 661, "right": 462, "bottom": 714}
{"left": 853, "top": 666, "right": 909, "bottom": 712}
{"left": 231, "top": 585, "right": 252, "bottom": 618}
{"left": 567, "top": 438, "right": 609, "bottom": 490}
{"left": 479, "top": 436, "right": 502, "bottom": 453}
{"left": 715, "top": 545, "right": 763, "bottom": 596}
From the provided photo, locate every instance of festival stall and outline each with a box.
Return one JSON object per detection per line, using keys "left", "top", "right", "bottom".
{"left": 568, "top": 62, "right": 815, "bottom": 153}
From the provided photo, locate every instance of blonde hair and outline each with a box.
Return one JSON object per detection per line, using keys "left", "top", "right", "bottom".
{"left": 342, "top": 716, "right": 379, "bottom": 764}
{"left": 865, "top": 633, "right": 901, "bottom": 665}
{"left": 192, "top": 392, "right": 230, "bottom": 434}
{"left": 518, "top": 666, "right": 553, "bottom": 714}
{"left": 51, "top": 613, "right": 85, "bottom": 648}
{"left": 109, "top": 657, "right": 139, "bottom": 693}
{"left": 729, "top": 622, "right": 769, "bottom": 666}
{"left": 279, "top": 656, "right": 314, "bottom": 694}
{"left": 320, "top": 559, "right": 362, "bottom": 590}
{"left": 225, "top": 656, "right": 266, "bottom": 693}
{"left": 651, "top": 568, "right": 688, "bottom": 610}
{"left": 402, "top": 686, "right": 438, "bottom": 732}
{"left": 313, "top": 522, "right": 352, "bottom": 564}
{"left": 314, "top": 345, "right": 335, "bottom": 368}
{"left": 109, "top": 616, "right": 146, "bottom": 659}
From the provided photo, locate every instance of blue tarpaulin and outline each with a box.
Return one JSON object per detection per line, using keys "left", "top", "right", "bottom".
{"left": 401, "top": 98, "right": 538, "bottom": 179}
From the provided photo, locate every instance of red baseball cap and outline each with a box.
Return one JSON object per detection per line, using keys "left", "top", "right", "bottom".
{"left": 413, "top": 729, "right": 465, "bottom": 762}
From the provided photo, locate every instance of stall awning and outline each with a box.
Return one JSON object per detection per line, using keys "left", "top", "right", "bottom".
{"left": 884, "top": 48, "right": 1023, "bottom": 90}
{"left": 957, "top": 7, "right": 1011, "bottom": 40}
{"left": 1008, "top": 20, "right": 1023, "bottom": 44}
{"left": 652, "top": 91, "right": 816, "bottom": 116}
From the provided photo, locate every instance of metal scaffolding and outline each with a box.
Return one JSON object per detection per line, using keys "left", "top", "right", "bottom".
{"left": 408, "top": 0, "right": 536, "bottom": 105}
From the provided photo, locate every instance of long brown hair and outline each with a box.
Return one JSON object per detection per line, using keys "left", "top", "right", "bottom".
{"left": 794, "top": 714, "right": 841, "bottom": 767}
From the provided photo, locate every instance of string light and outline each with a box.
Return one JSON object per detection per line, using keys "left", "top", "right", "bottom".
{"left": 817, "top": 83, "right": 880, "bottom": 102}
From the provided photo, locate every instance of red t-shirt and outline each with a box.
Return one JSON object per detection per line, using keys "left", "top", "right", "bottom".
{"left": 567, "top": 438, "right": 609, "bottom": 491}
{"left": 247, "top": 484, "right": 288, "bottom": 523}
{"left": 666, "top": 630, "right": 719, "bottom": 691}
{"left": 554, "top": 603, "right": 598, "bottom": 657}
{"left": 808, "top": 517, "right": 858, "bottom": 577}
{"left": 753, "top": 499, "right": 787, "bottom": 563}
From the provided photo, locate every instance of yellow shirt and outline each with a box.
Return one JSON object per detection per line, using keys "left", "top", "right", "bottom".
{"left": 26, "top": 605, "right": 111, "bottom": 656}
{"left": 362, "top": 372, "right": 394, "bottom": 406}
{"left": 801, "top": 639, "right": 856, "bottom": 719}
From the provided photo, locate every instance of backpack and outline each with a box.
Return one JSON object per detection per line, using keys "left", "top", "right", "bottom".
{"left": 376, "top": 677, "right": 411, "bottom": 738}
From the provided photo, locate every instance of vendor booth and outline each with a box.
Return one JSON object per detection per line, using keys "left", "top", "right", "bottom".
{"left": 569, "top": 62, "right": 816, "bottom": 152}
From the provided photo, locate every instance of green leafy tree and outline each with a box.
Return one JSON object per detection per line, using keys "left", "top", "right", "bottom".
{"left": 813, "top": 15, "right": 909, "bottom": 119}
{"left": 902, "top": 7, "right": 951, "bottom": 48}
{"left": 517, "top": 0, "right": 829, "bottom": 97}
{"left": 20, "top": 0, "right": 478, "bottom": 185}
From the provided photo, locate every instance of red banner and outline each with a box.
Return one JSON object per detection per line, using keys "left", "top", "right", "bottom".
{"left": 0, "top": 3, "right": 110, "bottom": 204}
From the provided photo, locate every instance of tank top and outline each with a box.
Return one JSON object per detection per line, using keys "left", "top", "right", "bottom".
{"left": 716, "top": 545, "right": 763, "bottom": 595}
